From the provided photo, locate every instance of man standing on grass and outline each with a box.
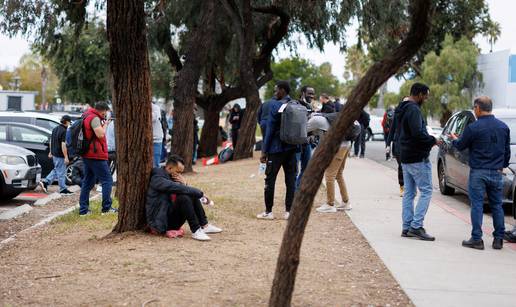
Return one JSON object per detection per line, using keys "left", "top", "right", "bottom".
{"left": 38, "top": 115, "right": 73, "bottom": 195}
{"left": 79, "top": 102, "right": 117, "bottom": 216}
{"left": 398, "top": 83, "right": 441, "bottom": 241}
{"left": 257, "top": 81, "right": 298, "bottom": 220}
{"left": 450, "top": 96, "right": 509, "bottom": 250}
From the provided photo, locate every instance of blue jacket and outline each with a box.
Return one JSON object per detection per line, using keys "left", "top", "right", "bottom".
{"left": 262, "top": 95, "right": 298, "bottom": 154}
{"left": 452, "top": 115, "right": 511, "bottom": 170}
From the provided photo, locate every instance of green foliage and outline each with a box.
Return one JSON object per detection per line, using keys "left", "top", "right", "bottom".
{"left": 264, "top": 57, "right": 342, "bottom": 99}
{"left": 37, "top": 19, "right": 110, "bottom": 104}
{"left": 149, "top": 51, "right": 175, "bottom": 101}
{"left": 396, "top": 35, "right": 480, "bottom": 119}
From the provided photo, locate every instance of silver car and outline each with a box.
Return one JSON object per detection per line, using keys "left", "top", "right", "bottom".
{"left": 0, "top": 143, "right": 41, "bottom": 200}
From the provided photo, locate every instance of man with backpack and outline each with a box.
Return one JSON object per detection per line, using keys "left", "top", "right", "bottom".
{"left": 382, "top": 106, "right": 395, "bottom": 147}
{"left": 38, "top": 115, "right": 73, "bottom": 195}
{"left": 77, "top": 101, "right": 117, "bottom": 216}
{"left": 257, "top": 81, "right": 301, "bottom": 220}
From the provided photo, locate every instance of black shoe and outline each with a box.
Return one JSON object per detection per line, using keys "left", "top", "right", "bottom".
{"left": 359, "top": 155, "right": 365, "bottom": 159}
{"left": 38, "top": 181, "right": 48, "bottom": 193}
{"left": 407, "top": 227, "right": 435, "bottom": 241}
{"left": 401, "top": 229, "right": 412, "bottom": 237}
{"left": 493, "top": 238, "right": 503, "bottom": 250}
{"left": 101, "top": 207, "right": 119, "bottom": 215}
{"left": 504, "top": 232, "right": 516, "bottom": 243}
{"left": 462, "top": 238, "right": 484, "bottom": 250}
{"left": 60, "top": 189, "right": 74, "bottom": 195}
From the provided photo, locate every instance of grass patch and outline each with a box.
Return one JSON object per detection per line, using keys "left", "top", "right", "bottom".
{"left": 52, "top": 198, "right": 119, "bottom": 232}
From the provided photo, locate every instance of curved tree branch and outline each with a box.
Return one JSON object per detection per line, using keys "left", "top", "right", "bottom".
{"left": 269, "top": 1, "right": 435, "bottom": 306}
{"left": 155, "top": 20, "right": 183, "bottom": 71}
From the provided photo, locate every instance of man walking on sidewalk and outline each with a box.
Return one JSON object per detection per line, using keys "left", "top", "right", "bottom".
{"left": 399, "top": 83, "right": 441, "bottom": 241}
{"left": 38, "top": 115, "right": 73, "bottom": 195}
{"left": 450, "top": 96, "right": 510, "bottom": 250}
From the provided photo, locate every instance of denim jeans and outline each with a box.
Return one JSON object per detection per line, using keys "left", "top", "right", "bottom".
{"left": 468, "top": 169, "right": 505, "bottom": 240}
{"left": 401, "top": 160, "right": 433, "bottom": 230}
{"left": 44, "top": 156, "right": 67, "bottom": 192}
{"left": 153, "top": 142, "right": 162, "bottom": 168}
{"left": 79, "top": 158, "right": 113, "bottom": 214}
{"left": 295, "top": 143, "right": 312, "bottom": 189}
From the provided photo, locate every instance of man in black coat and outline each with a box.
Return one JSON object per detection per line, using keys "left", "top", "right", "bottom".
{"left": 146, "top": 154, "right": 222, "bottom": 241}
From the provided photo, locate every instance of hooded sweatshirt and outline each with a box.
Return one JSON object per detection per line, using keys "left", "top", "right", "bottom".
{"left": 397, "top": 100, "right": 436, "bottom": 163}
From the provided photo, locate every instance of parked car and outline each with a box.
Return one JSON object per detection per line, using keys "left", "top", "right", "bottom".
{"left": 0, "top": 111, "right": 61, "bottom": 132}
{"left": 366, "top": 115, "right": 384, "bottom": 141}
{"left": 0, "top": 122, "right": 53, "bottom": 177}
{"left": 0, "top": 143, "right": 41, "bottom": 200}
{"left": 437, "top": 109, "right": 516, "bottom": 209}
{"left": 427, "top": 125, "right": 443, "bottom": 139}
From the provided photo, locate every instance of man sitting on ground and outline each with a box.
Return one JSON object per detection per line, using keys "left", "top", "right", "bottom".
{"left": 146, "top": 154, "right": 222, "bottom": 241}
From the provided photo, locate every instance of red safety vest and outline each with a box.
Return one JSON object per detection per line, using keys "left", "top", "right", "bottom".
{"left": 82, "top": 109, "right": 108, "bottom": 161}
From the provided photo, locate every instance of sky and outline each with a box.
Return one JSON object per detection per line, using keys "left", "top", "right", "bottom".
{"left": 1, "top": 0, "right": 515, "bottom": 93}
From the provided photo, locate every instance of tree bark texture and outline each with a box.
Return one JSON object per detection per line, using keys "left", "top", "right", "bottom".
{"left": 198, "top": 104, "right": 220, "bottom": 157}
{"left": 107, "top": 0, "right": 153, "bottom": 232}
{"left": 171, "top": 0, "right": 216, "bottom": 172}
{"left": 269, "top": 1, "right": 435, "bottom": 306}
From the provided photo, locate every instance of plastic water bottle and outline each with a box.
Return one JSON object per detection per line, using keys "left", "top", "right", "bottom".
{"left": 258, "top": 163, "right": 266, "bottom": 175}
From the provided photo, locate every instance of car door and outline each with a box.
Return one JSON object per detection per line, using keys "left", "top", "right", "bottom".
{"left": 440, "top": 115, "right": 460, "bottom": 186}
{"left": 8, "top": 125, "right": 53, "bottom": 177}
{"left": 448, "top": 112, "right": 471, "bottom": 190}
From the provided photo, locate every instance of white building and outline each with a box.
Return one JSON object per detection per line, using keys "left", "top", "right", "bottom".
{"left": 477, "top": 49, "right": 516, "bottom": 108}
{"left": 0, "top": 90, "right": 38, "bottom": 111}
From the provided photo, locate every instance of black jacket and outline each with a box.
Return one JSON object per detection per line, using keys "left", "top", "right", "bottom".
{"left": 358, "top": 110, "right": 370, "bottom": 128}
{"left": 387, "top": 101, "right": 403, "bottom": 156}
{"left": 398, "top": 100, "right": 436, "bottom": 163}
{"left": 321, "top": 101, "right": 336, "bottom": 113}
{"left": 145, "top": 167, "right": 203, "bottom": 233}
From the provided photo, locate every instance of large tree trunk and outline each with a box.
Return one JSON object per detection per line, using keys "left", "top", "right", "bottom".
{"left": 198, "top": 104, "right": 220, "bottom": 157}
{"left": 269, "top": 1, "right": 435, "bottom": 306}
{"left": 107, "top": 0, "right": 153, "bottom": 232}
{"left": 222, "top": 0, "right": 261, "bottom": 160}
{"left": 171, "top": 0, "right": 216, "bottom": 172}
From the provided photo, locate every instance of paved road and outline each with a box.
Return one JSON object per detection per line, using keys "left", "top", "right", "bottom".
{"left": 0, "top": 186, "right": 58, "bottom": 214}
{"left": 362, "top": 140, "right": 515, "bottom": 226}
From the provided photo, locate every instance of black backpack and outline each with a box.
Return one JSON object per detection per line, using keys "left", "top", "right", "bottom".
{"left": 69, "top": 114, "right": 91, "bottom": 156}
{"left": 385, "top": 109, "right": 395, "bottom": 130}
{"left": 280, "top": 100, "right": 308, "bottom": 145}
{"left": 320, "top": 112, "right": 361, "bottom": 141}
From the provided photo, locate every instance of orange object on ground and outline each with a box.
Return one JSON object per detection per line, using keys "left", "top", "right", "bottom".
{"left": 202, "top": 156, "right": 219, "bottom": 166}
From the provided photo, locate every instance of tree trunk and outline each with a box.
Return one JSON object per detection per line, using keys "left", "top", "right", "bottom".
{"left": 198, "top": 104, "right": 220, "bottom": 157}
{"left": 269, "top": 1, "right": 435, "bottom": 306}
{"left": 107, "top": 0, "right": 153, "bottom": 232}
{"left": 222, "top": 0, "right": 260, "bottom": 160}
{"left": 171, "top": 0, "right": 216, "bottom": 172}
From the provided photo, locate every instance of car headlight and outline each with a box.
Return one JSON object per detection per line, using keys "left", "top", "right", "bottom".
{"left": 0, "top": 155, "right": 26, "bottom": 165}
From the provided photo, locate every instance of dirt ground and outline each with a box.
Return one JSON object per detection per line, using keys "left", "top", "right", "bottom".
{"left": 0, "top": 156, "right": 412, "bottom": 306}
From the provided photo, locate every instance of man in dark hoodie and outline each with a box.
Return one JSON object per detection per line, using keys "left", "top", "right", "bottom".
{"left": 146, "top": 154, "right": 222, "bottom": 241}
{"left": 296, "top": 85, "right": 315, "bottom": 189}
{"left": 229, "top": 104, "right": 244, "bottom": 147}
{"left": 386, "top": 97, "right": 409, "bottom": 197}
{"left": 398, "top": 83, "right": 441, "bottom": 241}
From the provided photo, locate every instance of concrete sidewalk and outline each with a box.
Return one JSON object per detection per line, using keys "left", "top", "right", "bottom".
{"left": 338, "top": 157, "right": 516, "bottom": 307}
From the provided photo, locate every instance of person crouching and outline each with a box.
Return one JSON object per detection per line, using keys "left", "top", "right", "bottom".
{"left": 146, "top": 154, "right": 222, "bottom": 241}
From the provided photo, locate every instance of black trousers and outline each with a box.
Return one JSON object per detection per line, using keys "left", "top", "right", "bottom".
{"left": 264, "top": 150, "right": 297, "bottom": 213}
{"left": 231, "top": 129, "right": 239, "bottom": 148}
{"left": 167, "top": 195, "right": 208, "bottom": 233}
{"left": 354, "top": 126, "right": 366, "bottom": 156}
{"left": 394, "top": 154, "right": 404, "bottom": 187}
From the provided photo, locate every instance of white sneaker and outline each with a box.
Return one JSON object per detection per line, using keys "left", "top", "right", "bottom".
{"left": 283, "top": 212, "right": 290, "bottom": 220}
{"left": 336, "top": 201, "right": 352, "bottom": 211}
{"left": 192, "top": 228, "right": 211, "bottom": 241}
{"left": 257, "top": 212, "right": 274, "bottom": 220}
{"left": 203, "top": 224, "right": 222, "bottom": 234}
{"left": 316, "top": 204, "right": 337, "bottom": 213}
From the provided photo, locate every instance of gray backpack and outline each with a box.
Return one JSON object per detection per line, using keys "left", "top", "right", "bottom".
{"left": 280, "top": 100, "right": 308, "bottom": 145}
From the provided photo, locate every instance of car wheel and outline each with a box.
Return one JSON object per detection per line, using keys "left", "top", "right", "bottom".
{"left": 66, "top": 164, "right": 75, "bottom": 186}
{"left": 0, "top": 174, "right": 21, "bottom": 200}
{"left": 365, "top": 128, "right": 372, "bottom": 141}
{"left": 438, "top": 161, "right": 455, "bottom": 195}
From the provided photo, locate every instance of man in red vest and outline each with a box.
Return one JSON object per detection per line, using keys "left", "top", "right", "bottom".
{"left": 79, "top": 101, "right": 117, "bottom": 216}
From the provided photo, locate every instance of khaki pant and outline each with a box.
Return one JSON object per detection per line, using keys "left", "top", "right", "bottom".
{"left": 325, "top": 146, "right": 350, "bottom": 205}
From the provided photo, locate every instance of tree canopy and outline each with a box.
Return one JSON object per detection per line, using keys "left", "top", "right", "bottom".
{"left": 264, "top": 57, "right": 343, "bottom": 99}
